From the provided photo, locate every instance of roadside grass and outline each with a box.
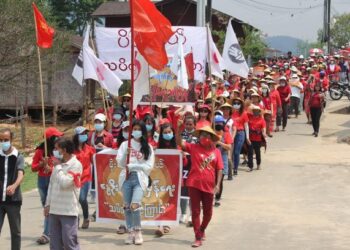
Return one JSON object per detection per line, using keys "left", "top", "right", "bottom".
{"left": 22, "top": 164, "right": 37, "bottom": 192}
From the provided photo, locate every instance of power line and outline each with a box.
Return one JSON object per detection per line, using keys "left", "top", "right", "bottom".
{"left": 245, "top": 0, "right": 324, "bottom": 10}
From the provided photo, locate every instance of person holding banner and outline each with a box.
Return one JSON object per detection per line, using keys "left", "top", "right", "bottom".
{"left": 176, "top": 124, "right": 223, "bottom": 247}
{"left": 117, "top": 120, "right": 155, "bottom": 245}
{"left": 31, "top": 127, "right": 63, "bottom": 245}
{"left": 72, "top": 126, "right": 95, "bottom": 229}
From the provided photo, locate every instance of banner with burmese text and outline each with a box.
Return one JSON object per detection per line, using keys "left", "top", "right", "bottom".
{"left": 93, "top": 149, "right": 182, "bottom": 226}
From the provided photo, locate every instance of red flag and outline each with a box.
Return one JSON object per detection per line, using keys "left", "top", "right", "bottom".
{"left": 32, "top": 3, "right": 55, "bottom": 48}
{"left": 185, "top": 52, "right": 194, "bottom": 80}
{"left": 131, "top": 0, "right": 174, "bottom": 70}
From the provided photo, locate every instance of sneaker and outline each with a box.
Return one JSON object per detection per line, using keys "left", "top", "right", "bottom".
{"left": 187, "top": 221, "right": 193, "bottom": 227}
{"left": 117, "top": 225, "right": 127, "bottom": 234}
{"left": 124, "top": 231, "right": 134, "bottom": 245}
{"left": 81, "top": 219, "right": 90, "bottom": 229}
{"left": 248, "top": 168, "right": 253, "bottom": 172}
{"left": 214, "top": 201, "right": 221, "bottom": 207}
{"left": 134, "top": 230, "right": 143, "bottom": 245}
{"left": 227, "top": 176, "right": 233, "bottom": 181}
{"left": 233, "top": 171, "right": 238, "bottom": 176}
{"left": 201, "top": 232, "right": 206, "bottom": 241}
{"left": 192, "top": 239, "right": 202, "bottom": 247}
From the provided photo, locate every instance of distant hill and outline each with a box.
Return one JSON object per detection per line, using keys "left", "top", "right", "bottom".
{"left": 265, "top": 36, "right": 303, "bottom": 56}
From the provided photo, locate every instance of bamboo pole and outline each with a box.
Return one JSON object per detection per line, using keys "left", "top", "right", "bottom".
{"left": 206, "top": 24, "right": 216, "bottom": 127}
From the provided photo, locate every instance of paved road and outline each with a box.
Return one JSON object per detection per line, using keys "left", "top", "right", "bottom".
{"left": 1, "top": 100, "right": 350, "bottom": 250}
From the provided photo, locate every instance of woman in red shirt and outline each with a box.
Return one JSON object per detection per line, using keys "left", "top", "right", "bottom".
{"left": 31, "top": 127, "right": 63, "bottom": 245}
{"left": 277, "top": 76, "right": 291, "bottom": 131}
{"left": 73, "top": 126, "right": 95, "bottom": 229}
{"left": 268, "top": 81, "right": 281, "bottom": 133}
{"left": 261, "top": 85, "right": 273, "bottom": 137}
{"left": 231, "top": 97, "right": 250, "bottom": 176}
{"left": 196, "top": 104, "right": 212, "bottom": 129}
{"left": 176, "top": 125, "right": 223, "bottom": 248}
{"left": 247, "top": 106, "right": 267, "bottom": 171}
{"left": 309, "top": 84, "right": 325, "bottom": 137}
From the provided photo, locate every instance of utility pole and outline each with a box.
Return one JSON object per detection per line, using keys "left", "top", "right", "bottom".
{"left": 196, "top": 0, "right": 205, "bottom": 27}
{"left": 206, "top": 0, "right": 212, "bottom": 27}
{"left": 323, "top": 0, "right": 331, "bottom": 54}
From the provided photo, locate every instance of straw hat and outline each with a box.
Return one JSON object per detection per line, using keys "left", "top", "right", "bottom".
{"left": 251, "top": 105, "right": 261, "bottom": 111}
{"left": 265, "top": 75, "right": 273, "bottom": 80}
{"left": 251, "top": 92, "right": 261, "bottom": 98}
{"left": 193, "top": 126, "right": 220, "bottom": 142}
{"left": 231, "top": 97, "right": 243, "bottom": 103}
{"left": 220, "top": 102, "right": 233, "bottom": 110}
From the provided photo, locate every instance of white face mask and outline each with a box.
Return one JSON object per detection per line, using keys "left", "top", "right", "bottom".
{"left": 233, "top": 104, "right": 241, "bottom": 110}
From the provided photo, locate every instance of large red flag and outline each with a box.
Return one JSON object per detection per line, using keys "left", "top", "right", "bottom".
{"left": 131, "top": 0, "right": 174, "bottom": 70}
{"left": 32, "top": 3, "right": 55, "bottom": 49}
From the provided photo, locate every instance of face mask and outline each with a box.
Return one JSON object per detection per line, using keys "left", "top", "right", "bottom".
{"left": 146, "top": 124, "right": 153, "bottom": 132}
{"left": 132, "top": 130, "right": 142, "bottom": 139}
{"left": 125, "top": 110, "right": 130, "bottom": 117}
{"left": 284, "top": 66, "right": 288, "bottom": 69}
{"left": 153, "top": 132, "right": 159, "bottom": 143}
{"left": 53, "top": 149, "right": 63, "bottom": 160}
{"left": 200, "top": 137, "right": 212, "bottom": 147}
{"left": 280, "top": 83, "right": 286, "bottom": 87}
{"left": 215, "top": 124, "right": 224, "bottom": 131}
{"left": 162, "top": 133, "right": 174, "bottom": 141}
{"left": 78, "top": 134, "right": 88, "bottom": 143}
{"left": 122, "top": 132, "right": 129, "bottom": 140}
{"left": 253, "top": 111, "right": 261, "bottom": 116}
{"left": 94, "top": 123, "right": 104, "bottom": 132}
{"left": 1, "top": 141, "right": 11, "bottom": 152}
{"left": 233, "top": 104, "right": 241, "bottom": 110}
{"left": 262, "top": 89, "right": 268, "bottom": 94}
{"left": 113, "top": 114, "right": 122, "bottom": 120}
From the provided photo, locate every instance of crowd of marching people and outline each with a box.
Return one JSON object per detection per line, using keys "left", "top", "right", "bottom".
{"left": 1, "top": 52, "right": 347, "bottom": 249}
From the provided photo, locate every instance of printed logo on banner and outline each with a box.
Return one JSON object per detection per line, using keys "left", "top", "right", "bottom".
{"left": 227, "top": 44, "right": 245, "bottom": 64}
{"left": 94, "top": 149, "right": 182, "bottom": 225}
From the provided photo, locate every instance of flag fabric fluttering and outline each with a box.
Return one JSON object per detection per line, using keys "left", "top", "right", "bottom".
{"left": 131, "top": 0, "right": 174, "bottom": 70}
{"left": 208, "top": 29, "right": 226, "bottom": 79}
{"left": 184, "top": 50, "right": 194, "bottom": 80}
{"left": 72, "top": 26, "right": 89, "bottom": 86}
{"left": 170, "top": 37, "right": 189, "bottom": 89}
{"left": 223, "top": 18, "right": 249, "bottom": 78}
{"left": 32, "top": 3, "right": 55, "bottom": 49}
{"left": 133, "top": 53, "right": 150, "bottom": 107}
{"left": 83, "top": 25, "right": 123, "bottom": 96}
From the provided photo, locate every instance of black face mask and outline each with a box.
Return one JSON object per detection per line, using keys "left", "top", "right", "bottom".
{"left": 215, "top": 124, "right": 224, "bottom": 131}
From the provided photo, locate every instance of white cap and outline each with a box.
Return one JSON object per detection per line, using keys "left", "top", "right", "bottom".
{"left": 291, "top": 73, "right": 298, "bottom": 78}
{"left": 280, "top": 76, "right": 287, "bottom": 81}
{"left": 94, "top": 113, "right": 106, "bottom": 122}
{"left": 299, "top": 55, "right": 304, "bottom": 59}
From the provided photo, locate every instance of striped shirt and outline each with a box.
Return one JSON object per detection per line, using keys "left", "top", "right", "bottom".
{"left": 45, "top": 155, "right": 82, "bottom": 216}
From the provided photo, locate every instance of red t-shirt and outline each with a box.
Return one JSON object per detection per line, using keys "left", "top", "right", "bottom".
{"left": 262, "top": 97, "right": 272, "bottom": 111}
{"left": 270, "top": 90, "right": 282, "bottom": 108}
{"left": 232, "top": 111, "right": 249, "bottom": 131}
{"left": 74, "top": 144, "right": 96, "bottom": 184}
{"left": 277, "top": 85, "right": 292, "bottom": 104}
{"left": 310, "top": 93, "right": 323, "bottom": 108}
{"left": 248, "top": 116, "right": 266, "bottom": 142}
{"left": 184, "top": 143, "right": 224, "bottom": 194}
{"left": 31, "top": 148, "right": 55, "bottom": 177}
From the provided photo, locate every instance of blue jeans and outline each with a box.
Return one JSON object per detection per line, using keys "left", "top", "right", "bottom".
{"left": 38, "top": 176, "right": 50, "bottom": 236}
{"left": 221, "top": 151, "right": 229, "bottom": 175}
{"left": 232, "top": 131, "right": 246, "bottom": 173}
{"left": 79, "top": 182, "right": 90, "bottom": 220}
{"left": 122, "top": 172, "right": 144, "bottom": 231}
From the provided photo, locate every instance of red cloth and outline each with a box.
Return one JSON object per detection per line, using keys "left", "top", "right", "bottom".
{"left": 185, "top": 52, "right": 194, "bottom": 80}
{"left": 31, "top": 148, "right": 54, "bottom": 177}
{"left": 32, "top": 3, "right": 55, "bottom": 48}
{"left": 184, "top": 143, "right": 223, "bottom": 194}
{"left": 188, "top": 187, "right": 214, "bottom": 240}
{"left": 132, "top": 0, "right": 174, "bottom": 70}
{"left": 196, "top": 119, "right": 211, "bottom": 129}
{"left": 74, "top": 144, "right": 95, "bottom": 184}
{"left": 277, "top": 85, "right": 292, "bottom": 104}
{"left": 68, "top": 171, "right": 81, "bottom": 188}
{"left": 88, "top": 130, "right": 115, "bottom": 148}
{"left": 310, "top": 93, "right": 323, "bottom": 108}
{"left": 262, "top": 97, "right": 272, "bottom": 111}
{"left": 232, "top": 111, "right": 249, "bottom": 130}
{"left": 248, "top": 116, "right": 266, "bottom": 142}
{"left": 319, "top": 77, "right": 330, "bottom": 91}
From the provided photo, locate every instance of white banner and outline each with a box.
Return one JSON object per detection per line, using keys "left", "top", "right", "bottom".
{"left": 95, "top": 26, "right": 207, "bottom": 81}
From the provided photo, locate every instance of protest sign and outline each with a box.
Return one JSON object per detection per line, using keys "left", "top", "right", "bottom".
{"left": 94, "top": 148, "right": 182, "bottom": 226}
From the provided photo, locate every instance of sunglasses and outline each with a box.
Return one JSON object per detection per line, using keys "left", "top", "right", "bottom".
{"left": 199, "top": 109, "right": 209, "bottom": 113}
{"left": 232, "top": 102, "right": 241, "bottom": 105}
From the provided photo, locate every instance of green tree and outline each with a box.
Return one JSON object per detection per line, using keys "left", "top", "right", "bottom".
{"left": 49, "top": 0, "right": 107, "bottom": 35}
{"left": 331, "top": 13, "right": 350, "bottom": 48}
{"left": 241, "top": 24, "right": 267, "bottom": 64}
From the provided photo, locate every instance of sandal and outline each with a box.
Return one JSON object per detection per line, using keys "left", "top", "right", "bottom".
{"left": 117, "top": 225, "right": 127, "bottom": 234}
{"left": 155, "top": 228, "right": 164, "bottom": 237}
{"left": 163, "top": 226, "right": 171, "bottom": 234}
{"left": 36, "top": 234, "right": 49, "bottom": 245}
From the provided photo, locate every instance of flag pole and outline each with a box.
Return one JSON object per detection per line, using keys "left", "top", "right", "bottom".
{"left": 126, "top": 0, "right": 136, "bottom": 179}
{"left": 33, "top": 8, "right": 48, "bottom": 158}
{"left": 148, "top": 65, "right": 153, "bottom": 113}
{"left": 206, "top": 23, "right": 215, "bottom": 127}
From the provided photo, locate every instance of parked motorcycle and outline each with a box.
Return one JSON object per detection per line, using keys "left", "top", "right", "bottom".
{"left": 329, "top": 80, "right": 350, "bottom": 100}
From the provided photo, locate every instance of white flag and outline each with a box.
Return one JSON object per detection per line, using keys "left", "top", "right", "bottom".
{"left": 170, "top": 37, "right": 189, "bottom": 89}
{"left": 223, "top": 19, "right": 249, "bottom": 78}
{"left": 71, "top": 26, "right": 89, "bottom": 86}
{"left": 133, "top": 53, "right": 150, "bottom": 108}
{"left": 83, "top": 25, "right": 123, "bottom": 96}
{"left": 207, "top": 29, "right": 226, "bottom": 79}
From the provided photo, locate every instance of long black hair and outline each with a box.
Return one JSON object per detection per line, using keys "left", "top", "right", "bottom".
{"left": 158, "top": 123, "right": 177, "bottom": 149}
{"left": 132, "top": 119, "right": 151, "bottom": 160}
{"left": 37, "top": 136, "right": 57, "bottom": 156}
{"left": 72, "top": 134, "right": 88, "bottom": 151}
